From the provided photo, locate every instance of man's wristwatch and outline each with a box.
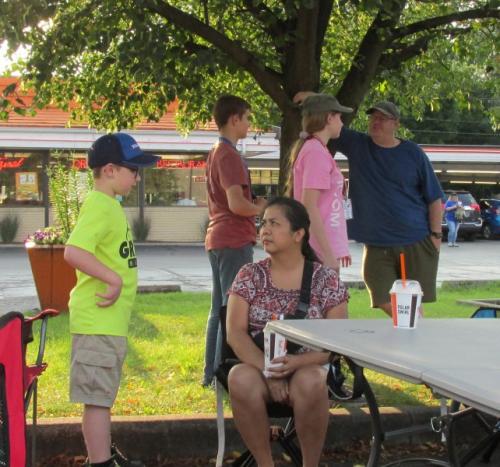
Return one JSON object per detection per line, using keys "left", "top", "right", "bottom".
{"left": 430, "top": 231, "right": 443, "bottom": 239}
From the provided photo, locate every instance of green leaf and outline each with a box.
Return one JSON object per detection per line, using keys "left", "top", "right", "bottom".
{"left": 13, "top": 107, "right": 27, "bottom": 116}
{"left": 2, "top": 82, "right": 17, "bottom": 96}
{"left": 0, "top": 0, "right": 497, "bottom": 185}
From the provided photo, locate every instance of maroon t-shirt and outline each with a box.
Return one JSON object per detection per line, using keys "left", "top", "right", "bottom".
{"left": 205, "top": 140, "right": 256, "bottom": 250}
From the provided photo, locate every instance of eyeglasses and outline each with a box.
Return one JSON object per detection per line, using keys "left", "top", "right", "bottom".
{"left": 117, "top": 165, "right": 139, "bottom": 179}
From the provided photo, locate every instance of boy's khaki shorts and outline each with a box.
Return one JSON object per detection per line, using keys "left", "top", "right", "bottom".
{"left": 70, "top": 334, "right": 127, "bottom": 408}
{"left": 362, "top": 235, "right": 439, "bottom": 308}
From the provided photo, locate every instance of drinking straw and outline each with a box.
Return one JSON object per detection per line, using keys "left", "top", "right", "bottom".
{"left": 400, "top": 253, "right": 407, "bottom": 287}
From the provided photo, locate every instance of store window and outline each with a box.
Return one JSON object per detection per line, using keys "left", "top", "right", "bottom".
{"left": 0, "top": 151, "right": 210, "bottom": 208}
{"left": 0, "top": 152, "right": 45, "bottom": 206}
{"left": 145, "top": 156, "right": 207, "bottom": 207}
{"left": 55, "top": 153, "right": 207, "bottom": 207}
{"left": 250, "top": 169, "right": 279, "bottom": 198}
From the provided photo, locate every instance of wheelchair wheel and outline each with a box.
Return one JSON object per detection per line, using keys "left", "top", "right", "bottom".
{"left": 382, "top": 459, "right": 448, "bottom": 466}
{"left": 447, "top": 402, "right": 500, "bottom": 466}
{"left": 328, "top": 356, "right": 366, "bottom": 404}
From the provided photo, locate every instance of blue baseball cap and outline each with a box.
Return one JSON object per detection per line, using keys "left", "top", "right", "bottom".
{"left": 88, "top": 133, "right": 160, "bottom": 169}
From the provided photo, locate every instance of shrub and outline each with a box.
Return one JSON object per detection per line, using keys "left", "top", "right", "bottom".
{"left": 46, "top": 161, "right": 93, "bottom": 242}
{"left": 0, "top": 214, "right": 20, "bottom": 243}
{"left": 132, "top": 216, "right": 151, "bottom": 242}
{"left": 200, "top": 216, "right": 209, "bottom": 237}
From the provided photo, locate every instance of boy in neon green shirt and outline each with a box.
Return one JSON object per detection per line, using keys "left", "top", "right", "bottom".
{"left": 65, "top": 133, "right": 159, "bottom": 467}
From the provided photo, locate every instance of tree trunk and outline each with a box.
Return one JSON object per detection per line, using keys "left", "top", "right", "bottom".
{"left": 276, "top": 2, "right": 330, "bottom": 195}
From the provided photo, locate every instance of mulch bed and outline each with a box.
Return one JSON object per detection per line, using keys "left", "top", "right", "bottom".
{"left": 38, "top": 441, "right": 448, "bottom": 466}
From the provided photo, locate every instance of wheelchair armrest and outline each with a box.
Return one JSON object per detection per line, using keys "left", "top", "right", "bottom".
{"left": 24, "top": 308, "right": 60, "bottom": 367}
{"left": 23, "top": 308, "right": 60, "bottom": 324}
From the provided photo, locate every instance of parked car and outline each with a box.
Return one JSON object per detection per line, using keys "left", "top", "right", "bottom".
{"left": 479, "top": 198, "right": 500, "bottom": 240}
{"left": 441, "top": 190, "right": 482, "bottom": 241}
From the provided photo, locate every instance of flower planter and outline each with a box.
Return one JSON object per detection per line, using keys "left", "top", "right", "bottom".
{"left": 26, "top": 244, "right": 77, "bottom": 311}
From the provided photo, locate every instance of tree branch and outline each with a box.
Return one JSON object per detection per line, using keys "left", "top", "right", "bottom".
{"left": 201, "top": 0, "right": 209, "bottom": 25}
{"left": 379, "top": 35, "right": 435, "bottom": 70}
{"left": 335, "top": 0, "right": 407, "bottom": 120}
{"left": 380, "top": 26, "right": 473, "bottom": 71}
{"left": 242, "top": 0, "right": 286, "bottom": 38}
{"left": 281, "top": 0, "right": 298, "bottom": 17}
{"left": 138, "top": 0, "right": 288, "bottom": 108}
{"left": 394, "top": 7, "right": 500, "bottom": 39}
{"left": 315, "top": 0, "right": 334, "bottom": 63}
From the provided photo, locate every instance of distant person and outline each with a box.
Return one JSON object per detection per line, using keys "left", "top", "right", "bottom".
{"left": 65, "top": 133, "right": 159, "bottom": 467}
{"left": 226, "top": 197, "right": 348, "bottom": 467}
{"left": 294, "top": 94, "right": 444, "bottom": 316}
{"left": 444, "top": 192, "right": 462, "bottom": 247}
{"left": 288, "top": 94, "right": 354, "bottom": 272}
{"left": 203, "top": 95, "right": 266, "bottom": 387}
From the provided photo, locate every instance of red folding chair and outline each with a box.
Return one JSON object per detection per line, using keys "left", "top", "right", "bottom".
{"left": 0, "top": 308, "right": 59, "bottom": 467}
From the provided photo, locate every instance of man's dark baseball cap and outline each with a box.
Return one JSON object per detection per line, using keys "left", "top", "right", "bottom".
{"left": 88, "top": 133, "right": 160, "bottom": 169}
{"left": 366, "top": 101, "right": 400, "bottom": 120}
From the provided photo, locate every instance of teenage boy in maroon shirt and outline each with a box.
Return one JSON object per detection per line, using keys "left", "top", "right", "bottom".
{"left": 203, "top": 95, "right": 266, "bottom": 386}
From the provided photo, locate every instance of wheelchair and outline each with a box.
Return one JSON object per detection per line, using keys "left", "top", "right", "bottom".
{"left": 0, "top": 309, "right": 59, "bottom": 467}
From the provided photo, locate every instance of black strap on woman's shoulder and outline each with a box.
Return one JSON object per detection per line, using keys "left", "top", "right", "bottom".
{"left": 295, "top": 260, "right": 314, "bottom": 318}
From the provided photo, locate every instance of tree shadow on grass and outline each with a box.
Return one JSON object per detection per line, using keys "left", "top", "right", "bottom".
{"left": 128, "top": 312, "right": 160, "bottom": 339}
{"left": 122, "top": 341, "right": 150, "bottom": 379}
{"left": 123, "top": 313, "right": 162, "bottom": 379}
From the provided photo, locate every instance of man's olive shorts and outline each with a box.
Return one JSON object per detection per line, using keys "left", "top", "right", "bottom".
{"left": 362, "top": 235, "right": 439, "bottom": 308}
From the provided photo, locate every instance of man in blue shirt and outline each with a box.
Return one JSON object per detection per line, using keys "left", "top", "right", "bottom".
{"left": 294, "top": 95, "right": 443, "bottom": 316}
{"left": 334, "top": 101, "right": 443, "bottom": 315}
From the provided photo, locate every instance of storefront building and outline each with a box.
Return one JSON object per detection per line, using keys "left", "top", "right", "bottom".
{"left": 0, "top": 77, "right": 283, "bottom": 242}
{"left": 1, "top": 78, "right": 498, "bottom": 243}
{"left": 0, "top": 128, "right": 280, "bottom": 243}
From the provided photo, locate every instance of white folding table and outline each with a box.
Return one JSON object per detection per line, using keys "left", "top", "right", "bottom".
{"left": 266, "top": 318, "right": 500, "bottom": 465}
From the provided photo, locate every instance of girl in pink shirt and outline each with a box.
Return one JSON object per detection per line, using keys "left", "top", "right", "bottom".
{"left": 289, "top": 94, "right": 353, "bottom": 271}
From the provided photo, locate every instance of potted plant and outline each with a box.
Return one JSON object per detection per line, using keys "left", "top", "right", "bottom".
{"left": 25, "top": 161, "right": 93, "bottom": 311}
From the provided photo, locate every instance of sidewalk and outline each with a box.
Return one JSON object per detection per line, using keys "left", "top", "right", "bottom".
{"left": 2, "top": 240, "right": 500, "bottom": 312}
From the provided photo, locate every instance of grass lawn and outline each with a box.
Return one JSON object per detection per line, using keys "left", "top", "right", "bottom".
{"left": 29, "top": 282, "right": 500, "bottom": 418}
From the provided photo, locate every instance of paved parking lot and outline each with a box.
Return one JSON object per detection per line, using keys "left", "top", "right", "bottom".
{"left": 1, "top": 238, "right": 499, "bottom": 312}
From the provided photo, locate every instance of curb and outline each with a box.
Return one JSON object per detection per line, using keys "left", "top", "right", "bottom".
{"left": 0, "top": 242, "right": 206, "bottom": 249}
{"left": 440, "top": 279, "right": 500, "bottom": 288}
{"left": 29, "top": 406, "right": 440, "bottom": 463}
{"left": 137, "top": 284, "right": 181, "bottom": 293}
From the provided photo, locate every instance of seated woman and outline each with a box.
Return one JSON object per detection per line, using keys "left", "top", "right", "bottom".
{"left": 226, "top": 197, "right": 348, "bottom": 467}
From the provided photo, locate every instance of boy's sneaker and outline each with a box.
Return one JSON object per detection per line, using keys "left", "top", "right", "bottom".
{"left": 83, "top": 459, "right": 117, "bottom": 467}
{"left": 83, "top": 445, "right": 144, "bottom": 467}
{"left": 111, "top": 445, "right": 145, "bottom": 467}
